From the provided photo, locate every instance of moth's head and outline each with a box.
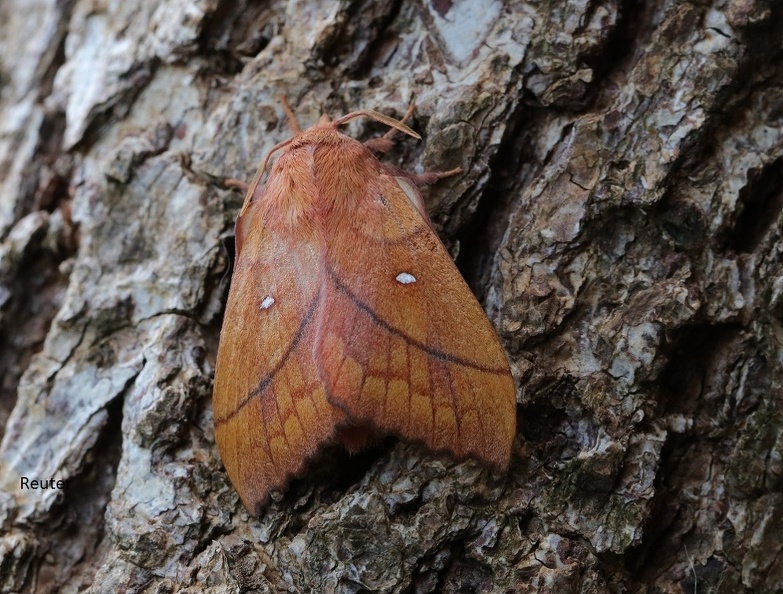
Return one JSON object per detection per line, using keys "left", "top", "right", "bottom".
{"left": 239, "top": 107, "right": 421, "bottom": 217}
{"left": 291, "top": 109, "right": 421, "bottom": 149}
{"left": 290, "top": 117, "right": 345, "bottom": 147}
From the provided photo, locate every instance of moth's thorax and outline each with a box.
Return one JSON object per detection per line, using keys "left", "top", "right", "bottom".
{"left": 261, "top": 126, "right": 383, "bottom": 232}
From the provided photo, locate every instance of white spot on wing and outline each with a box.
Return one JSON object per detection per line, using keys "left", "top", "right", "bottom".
{"left": 260, "top": 295, "right": 275, "bottom": 310}
{"left": 395, "top": 272, "right": 417, "bottom": 284}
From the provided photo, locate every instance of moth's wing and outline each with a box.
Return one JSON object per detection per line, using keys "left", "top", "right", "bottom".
{"left": 213, "top": 202, "right": 343, "bottom": 515}
{"left": 316, "top": 174, "right": 517, "bottom": 469}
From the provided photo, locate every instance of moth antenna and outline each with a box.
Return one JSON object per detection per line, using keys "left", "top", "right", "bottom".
{"left": 279, "top": 95, "right": 302, "bottom": 134}
{"left": 333, "top": 110, "right": 421, "bottom": 140}
{"left": 381, "top": 104, "right": 416, "bottom": 141}
{"left": 365, "top": 104, "right": 418, "bottom": 153}
{"left": 240, "top": 137, "right": 294, "bottom": 216}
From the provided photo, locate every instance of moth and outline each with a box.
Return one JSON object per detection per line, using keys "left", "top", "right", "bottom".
{"left": 213, "top": 101, "right": 516, "bottom": 515}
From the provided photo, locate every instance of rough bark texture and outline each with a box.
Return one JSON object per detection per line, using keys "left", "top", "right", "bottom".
{"left": 1, "top": 0, "right": 781, "bottom": 592}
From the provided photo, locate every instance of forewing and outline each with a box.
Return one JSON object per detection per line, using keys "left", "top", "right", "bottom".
{"left": 316, "top": 173, "right": 516, "bottom": 469}
{"left": 213, "top": 201, "right": 343, "bottom": 515}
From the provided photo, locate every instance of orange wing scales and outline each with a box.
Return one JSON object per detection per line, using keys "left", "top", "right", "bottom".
{"left": 324, "top": 267, "right": 512, "bottom": 375}
{"left": 213, "top": 110, "right": 517, "bottom": 516}
{"left": 318, "top": 266, "right": 512, "bottom": 467}
{"left": 213, "top": 198, "right": 349, "bottom": 514}
{"left": 215, "top": 295, "right": 318, "bottom": 426}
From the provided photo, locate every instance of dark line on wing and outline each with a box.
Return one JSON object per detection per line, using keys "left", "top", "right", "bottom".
{"left": 425, "top": 349, "right": 436, "bottom": 439}
{"left": 326, "top": 267, "right": 509, "bottom": 375}
{"left": 214, "top": 294, "right": 319, "bottom": 426}
{"left": 443, "top": 347, "right": 462, "bottom": 443}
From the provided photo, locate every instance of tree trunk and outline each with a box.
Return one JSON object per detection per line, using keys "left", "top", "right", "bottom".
{"left": 1, "top": 0, "right": 781, "bottom": 592}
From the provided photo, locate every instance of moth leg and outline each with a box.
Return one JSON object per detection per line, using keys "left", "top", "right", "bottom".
{"left": 280, "top": 95, "right": 302, "bottom": 134}
{"left": 409, "top": 166, "right": 463, "bottom": 186}
{"left": 364, "top": 104, "right": 417, "bottom": 153}
{"left": 223, "top": 93, "right": 304, "bottom": 199}
{"left": 225, "top": 177, "right": 266, "bottom": 216}
{"left": 394, "top": 103, "right": 416, "bottom": 127}
{"left": 224, "top": 178, "right": 249, "bottom": 194}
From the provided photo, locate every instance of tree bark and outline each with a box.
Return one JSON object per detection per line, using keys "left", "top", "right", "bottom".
{"left": 1, "top": 0, "right": 781, "bottom": 592}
